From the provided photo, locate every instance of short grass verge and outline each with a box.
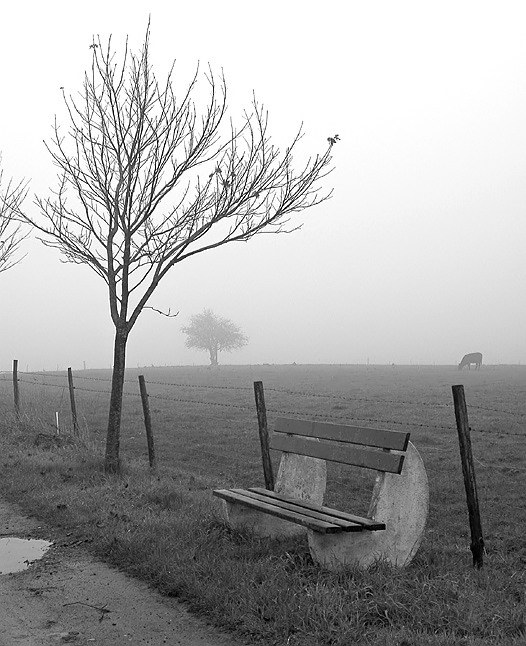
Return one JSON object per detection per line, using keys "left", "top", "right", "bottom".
{"left": 0, "top": 416, "right": 524, "bottom": 646}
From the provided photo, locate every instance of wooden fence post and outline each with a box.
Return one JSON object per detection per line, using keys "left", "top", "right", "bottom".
{"left": 67, "top": 367, "right": 79, "bottom": 435}
{"left": 452, "top": 384, "right": 485, "bottom": 568}
{"left": 12, "top": 359, "right": 20, "bottom": 421}
{"left": 253, "top": 381, "right": 274, "bottom": 491}
{"left": 138, "top": 375, "right": 156, "bottom": 471}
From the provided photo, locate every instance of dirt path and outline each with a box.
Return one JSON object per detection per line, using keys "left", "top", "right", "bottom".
{"left": 0, "top": 499, "right": 246, "bottom": 646}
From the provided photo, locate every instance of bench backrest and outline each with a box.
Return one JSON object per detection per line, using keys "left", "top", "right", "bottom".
{"left": 270, "top": 418, "right": 410, "bottom": 474}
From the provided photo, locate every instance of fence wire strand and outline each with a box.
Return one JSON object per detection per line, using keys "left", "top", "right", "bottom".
{"left": 1, "top": 371, "right": 524, "bottom": 437}
{"left": 5, "top": 370, "right": 525, "bottom": 420}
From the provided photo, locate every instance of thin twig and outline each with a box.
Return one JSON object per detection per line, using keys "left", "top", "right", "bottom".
{"left": 63, "top": 601, "right": 111, "bottom": 622}
{"left": 144, "top": 306, "right": 179, "bottom": 318}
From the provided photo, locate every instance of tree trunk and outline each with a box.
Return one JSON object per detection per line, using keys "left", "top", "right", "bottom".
{"left": 105, "top": 326, "right": 128, "bottom": 473}
{"left": 209, "top": 345, "right": 218, "bottom": 366}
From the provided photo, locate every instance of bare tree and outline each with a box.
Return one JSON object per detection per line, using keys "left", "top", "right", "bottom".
{"left": 182, "top": 309, "right": 248, "bottom": 366}
{"left": 0, "top": 156, "right": 27, "bottom": 273}
{"left": 22, "top": 25, "right": 336, "bottom": 472}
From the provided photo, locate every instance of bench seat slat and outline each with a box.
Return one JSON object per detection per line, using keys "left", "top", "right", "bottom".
{"left": 249, "top": 488, "right": 386, "bottom": 530}
{"left": 276, "top": 417, "right": 410, "bottom": 451}
{"left": 213, "top": 489, "right": 345, "bottom": 533}
{"left": 270, "top": 433, "right": 405, "bottom": 473}
{"left": 230, "top": 488, "right": 364, "bottom": 532}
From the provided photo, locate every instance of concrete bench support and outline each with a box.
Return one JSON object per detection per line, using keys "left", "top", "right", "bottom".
{"left": 216, "top": 416, "right": 429, "bottom": 569}
{"left": 307, "top": 441, "right": 429, "bottom": 569}
{"left": 223, "top": 452, "right": 326, "bottom": 538}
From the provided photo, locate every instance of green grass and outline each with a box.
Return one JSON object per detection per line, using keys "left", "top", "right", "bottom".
{"left": 0, "top": 364, "right": 524, "bottom": 645}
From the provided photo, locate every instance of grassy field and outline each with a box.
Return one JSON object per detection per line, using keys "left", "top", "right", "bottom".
{"left": 0, "top": 364, "right": 524, "bottom": 645}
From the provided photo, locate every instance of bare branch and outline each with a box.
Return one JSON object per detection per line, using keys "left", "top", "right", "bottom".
{"left": 23, "top": 25, "right": 335, "bottom": 334}
{"left": 144, "top": 305, "right": 179, "bottom": 318}
{"left": 0, "top": 156, "right": 29, "bottom": 273}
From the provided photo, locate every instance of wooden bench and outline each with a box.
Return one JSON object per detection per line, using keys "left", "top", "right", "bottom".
{"left": 213, "top": 417, "right": 429, "bottom": 569}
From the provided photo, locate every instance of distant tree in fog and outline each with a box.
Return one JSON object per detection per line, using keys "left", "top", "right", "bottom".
{"left": 0, "top": 155, "right": 27, "bottom": 272}
{"left": 182, "top": 309, "right": 248, "bottom": 366}
{"left": 19, "top": 23, "right": 335, "bottom": 473}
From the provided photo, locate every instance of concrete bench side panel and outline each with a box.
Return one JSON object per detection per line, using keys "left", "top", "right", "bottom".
{"left": 308, "top": 441, "right": 429, "bottom": 569}
{"left": 223, "top": 452, "right": 327, "bottom": 538}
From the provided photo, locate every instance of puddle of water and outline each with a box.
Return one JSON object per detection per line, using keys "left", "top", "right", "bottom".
{"left": 0, "top": 537, "right": 53, "bottom": 574}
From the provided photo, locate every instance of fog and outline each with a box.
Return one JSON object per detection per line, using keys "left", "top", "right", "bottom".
{"left": 1, "top": 1, "right": 525, "bottom": 370}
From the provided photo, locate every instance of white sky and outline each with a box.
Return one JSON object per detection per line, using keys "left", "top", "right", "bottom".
{"left": 0, "top": 0, "right": 525, "bottom": 369}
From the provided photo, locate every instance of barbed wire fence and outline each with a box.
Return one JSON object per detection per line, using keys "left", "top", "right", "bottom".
{"left": 0, "top": 364, "right": 524, "bottom": 484}
{"left": 2, "top": 368, "right": 524, "bottom": 432}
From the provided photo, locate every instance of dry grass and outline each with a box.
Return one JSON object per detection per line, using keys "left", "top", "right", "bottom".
{"left": 0, "top": 364, "right": 524, "bottom": 645}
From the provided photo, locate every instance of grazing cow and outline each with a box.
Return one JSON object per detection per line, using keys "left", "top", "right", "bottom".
{"left": 458, "top": 352, "right": 483, "bottom": 370}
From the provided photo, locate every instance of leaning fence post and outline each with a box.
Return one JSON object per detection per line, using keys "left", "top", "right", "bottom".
{"left": 254, "top": 381, "right": 274, "bottom": 491}
{"left": 67, "top": 367, "right": 79, "bottom": 435}
{"left": 13, "top": 359, "right": 20, "bottom": 421}
{"left": 452, "top": 384, "right": 485, "bottom": 568}
{"left": 138, "top": 375, "right": 156, "bottom": 471}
